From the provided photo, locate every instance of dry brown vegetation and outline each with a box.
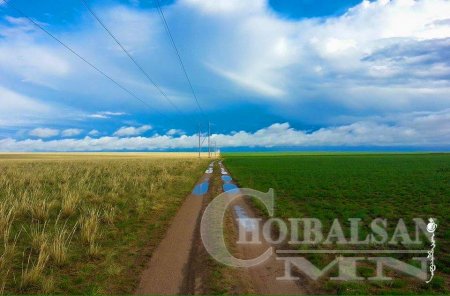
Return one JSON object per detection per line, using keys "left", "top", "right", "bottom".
{"left": 0, "top": 154, "right": 209, "bottom": 293}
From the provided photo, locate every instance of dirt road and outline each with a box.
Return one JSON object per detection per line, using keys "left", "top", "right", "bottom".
{"left": 135, "top": 162, "right": 214, "bottom": 294}
{"left": 218, "top": 161, "right": 305, "bottom": 295}
{"left": 136, "top": 160, "right": 305, "bottom": 295}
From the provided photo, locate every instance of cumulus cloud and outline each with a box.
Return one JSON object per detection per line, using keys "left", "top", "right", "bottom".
{"left": 166, "top": 128, "right": 185, "bottom": 136}
{"left": 1, "top": 0, "right": 450, "bottom": 144}
{"left": 113, "top": 125, "right": 152, "bottom": 137}
{"left": 88, "top": 129, "right": 100, "bottom": 136}
{"left": 3, "top": 0, "right": 449, "bottom": 112}
{"left": 61, "top": 128, "right": 83, "bottom": 137}
{"left": 183, "top": 0, "right": 450, "bottom": 108}
{"left": 29, "top": 128, "right": 59, "bottom": 138}
{"left": 0, "top": 8, "right": 183, "bottom": 118}
{"left": 3, "top": 110, "right": 447, "bottom": 151}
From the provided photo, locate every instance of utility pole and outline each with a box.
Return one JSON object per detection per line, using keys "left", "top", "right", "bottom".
{"left": 198, "top": 124, "right": 201, "bottom": 158}
{"left": 208, "top": 121, "right": 211, "bottom": 158}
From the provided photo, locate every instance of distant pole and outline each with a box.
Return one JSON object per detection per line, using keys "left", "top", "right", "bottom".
{"left": 198, "top": 124, "right": 201, "bottom": 158}
{"left": 208, "top": 121, "right": 211, "bottom": 158}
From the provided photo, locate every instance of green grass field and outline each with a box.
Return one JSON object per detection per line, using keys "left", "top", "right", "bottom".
{"left": 0, "top": 154, "right": 209, "bottom": 294}
{"left": 223, "top": 153, "right": 450, "bottom": 294}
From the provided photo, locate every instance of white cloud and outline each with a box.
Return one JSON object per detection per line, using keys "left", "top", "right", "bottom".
{"left": 0, "top": 17, "right": 71, "bottom": 88}
{"left": 61, "top": 128, "right": 83, "bottom": 137}
{"left": 3, "top": 110, "right": 448, "bottom": 151}
{"left": 0, "top": 86, "right": 53, "bottom": 127}
{"left": 88, "top": 129, "right": 100, "bottom": 136}
{"left": 101, "top": 111, "right": 127, "bottom": 116}
{"left": 29, "top": 128, "right": 59, "bottom": 138}
{"left": 87, "top": 111, "right": 127, "bottom": 119}
{"left": 207, "top": 64, "right": 286, "bottom": 98}
{"left": 181, "top": 0, "right": 266, "bottom": 15}
{"left": 1, "top": 0, "right": 450, "bottom": 141}
{"left": 181, "top": 0, "right": 450, "bottom": 108}
{"left": 166, "top": 129, "right": 185, "bottom": 136}
{"left": 113, "top": 125, "right": 152, "bottom": 137}
{"left": 0, "top": 7, "right": 182, "bottom": 117}
{"left": 0, "top": 85, "right": 86, "bottom": 133}
{"left": 88, "top": 114, "right": 108, "bottom": 119}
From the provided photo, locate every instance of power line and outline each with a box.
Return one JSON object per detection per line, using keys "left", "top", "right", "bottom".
{"left": 154, "top": 0, "right": 207, "bottom": 121}
{"left": 2, "top": 0, "right": 211, "bottom": 155}
{"left": 154, "top": 0, "right": 212, "bottom": 155}
{"left": 79, "top": 0, "right": 186, "bottom": 117}
{"left": 1, "top": 0, "right": 170, "bottom": 121}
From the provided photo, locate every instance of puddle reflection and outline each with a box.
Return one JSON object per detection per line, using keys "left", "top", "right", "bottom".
{"left": 192, "top": 181, "right": 209, "bottom": 195}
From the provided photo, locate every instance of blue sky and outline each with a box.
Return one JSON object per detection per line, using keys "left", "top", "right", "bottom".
{"left": 0, "top": 0, "right": 449, "bottom": 151}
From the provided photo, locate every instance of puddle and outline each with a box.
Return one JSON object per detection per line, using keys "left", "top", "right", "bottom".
{"left": 234, "top": 205, "right": 257, "bottom": 231}
{"left": 223, "top": 183, "right": 238, "bottom": 193}
{"left": 205, "top": 161, "right": 215, "bottom": 174}
{"left": 192, "top": 181, "right": 209, "bottom": 195}
{"left": 221, "top": 175, "right": 232, "bottom": 183}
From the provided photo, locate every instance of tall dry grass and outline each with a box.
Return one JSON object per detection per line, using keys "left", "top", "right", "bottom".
{"left": 20, "top": 243, "right": 49, "bottom": 288}
{"left": 80, "top": 209, "right": 100, "bottom": 256}
{"left": 0, "top": 225, "right": 19, "bottom": 295}
{"left": 26, "top": 221, "right": 48, "bottom": 251}
{"left": 0, "top": 156, "right": 209, "bottom": 293}
{"left": 61, "top": 192, "right": 79, "bottom": 218}
{"left": 0, "top": 202, "right": 14, "bottom": 238}
{"left": 49, "top": 217, "right": 77, "bottom": 266}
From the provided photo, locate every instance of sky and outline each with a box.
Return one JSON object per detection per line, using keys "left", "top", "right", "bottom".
{"left": 0, "top": 0, "right": 449, "bottom": 151}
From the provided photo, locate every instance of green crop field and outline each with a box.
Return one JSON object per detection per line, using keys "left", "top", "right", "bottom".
{"left": 223, "top": 153, "right": 450, "bottom": 294}
{"left": 0, "top": 154, "right": 209, "bottom": 294}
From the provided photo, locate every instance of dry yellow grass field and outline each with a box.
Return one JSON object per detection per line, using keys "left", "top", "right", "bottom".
{"left": 0, "top": 153, "right": 210, "bottom": 294}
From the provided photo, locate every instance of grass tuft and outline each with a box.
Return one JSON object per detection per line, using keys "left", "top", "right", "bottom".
{"left": 21, "top": 244, "right": 49, "bottom": 289}
{"left": 49, "top": 218, "right": 77, "bottom": 266}
{"left": 80, "top": 209, "right": 101, "bottom": 256}
{"left": 61, "top": 192, "right": 79, "bottom": 218}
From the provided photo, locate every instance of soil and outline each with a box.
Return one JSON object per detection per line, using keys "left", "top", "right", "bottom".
{"left": 135, "top": 160, "right": 308, "bottom": 295}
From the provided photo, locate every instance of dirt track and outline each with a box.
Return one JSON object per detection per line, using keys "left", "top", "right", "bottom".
{"left": 228, "top": 197, "right": 305, "bottom": 294}
{"left": 218, "top": 161, "right": 305, "bottom": 295}
{"left": 135, "top": 165, "right": 212, "bottom": 294}
{"left": 136, "top": 160, "right": 305, "bottom": 295}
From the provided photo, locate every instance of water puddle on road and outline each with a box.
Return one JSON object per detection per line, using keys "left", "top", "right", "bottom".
{"left": 234, "top": 205, "right": 257, "bottom": 231}
{"left": 223, "top": 183, "right": 238, "bottom": 193}
{"left": 221, "top": 175, "right": 232, "bottom": 183}
{"left": 205, "top": 161, "right": 215, "bottom": 174}
{"left": 192, "top": 181, "right": 209, "bottom": 195}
